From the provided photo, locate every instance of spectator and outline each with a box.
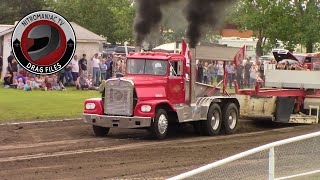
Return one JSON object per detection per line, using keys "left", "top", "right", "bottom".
{"left": 100, "top": 59, "right": 107, "bottom": 80}
{"left": 244, "top": 59, "right": 251, "bottom": 88}
{"left": 0, "top": 56, "right": 3, "bottom": 79}
{"left": 65, "top": 62, "right": 73, "bottom": 86}
{"left": 12, "top": 58, "right": 18, "bottom": 80}
{"left": 76, "top": 73, "right": 90, "bottom": 90}
{"left": 17, "top": 78, "right": 25, "bottom": 90}
{"left": 88, "top": 74, "right": 93, "bottom": 87}
{"left": 226, "top": 62, "right": 235, "bottom": 89}
{"left": 249, "top": 63, "right": 258, "bottom": 87}
{"left": 42, "top": 76, "right": 53, "bottom": 91}
{"left": 216, "top": 61, "right": 224, "bottom": 83}
{"left": 115, "top": 57, "right": 124, "bottom": 77}
{"left": 52, "top": 74, "right": 64, "bottom": 91}
{"left": 3, "top": 72, "right": 12, "bottom": 88}
{"left": 105, "top": 56, "right": 113, "bottom": 80}
{"left": 203, "top": 62, "right": 209, "bottom": 84}
{"left": 14, "top": 70, "right": 26, "bottom": 85}
{"left": 24, "top": 80, "right": 32, "bottom": 91}
{"left": 236, "top": 61, "right": 244, "bottom": 89}
{"left": 79, "top": 54, "right": 88, "bottom": 78}
{"left": 30, "top": 77, "right": 40, "bottom": 90}
{"left": 71, "top": 55, "right": 79, "bottom": 83}
{"left": 208, "top": 61, "right": 217, "bottom": 85}
{"left": 58, "top": 68, "right": 65, "bottom": 85}
{"left": 197, "top": 60, "right": 203, "bottom": 83}
{"left": 7, "top": 51, "right": 14, "bottom": 75}
{"left": 91, "top": 53, "right": 100, "bottom": 86}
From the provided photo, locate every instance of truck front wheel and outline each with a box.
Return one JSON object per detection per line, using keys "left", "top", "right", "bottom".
{"left": 150, "top": 109, "right": 168, "bottom": 140}
{"left": 201, "top": 103, "right": 222, "bottom": 136}
{"left": 222, "top": 103, "right": 238, "bottom": 134}
{"left": 92, "top": 125, "right": 110, "bottom": 137}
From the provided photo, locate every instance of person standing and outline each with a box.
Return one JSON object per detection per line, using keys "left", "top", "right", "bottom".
{"left": 71, "top": 55, "right": 79, "bottom": 83}
{"left": 100, "top": 59, "right": 107, "bottom": 80}
{"left": 244, "top": 59, "right": 251, "bottom": 88}
{"left": 236, "top": 61, "right": 244, "bottom": 89}
{"left": 226, "top": 62, "right": 235, "bottom": 89}
{"left": 207, "top": 61, "right": 216, "bottom": 85}
{"left": 105, "top": 56, "right": 113, "bottom": 80}
{"left": 11, "top": 58, "right": 18, "bottom": 81}
{"left": 203, "top": 62, "right": 209, "bottom": 84}
{"left": 65, "top": 62, "right": 73, "bottom": 86}
{"left": 216, "top": 61, "right": 224, "bottom": 83}
{"left": 91, "top": 53, "right": 100, "bottom": 86}
{"left": 7, "top": 51, "right": 14, "bottom": 80}
{"left": 78, "top": 54, "right": 88, "bottom": 78}
{"left": 249, "top": 63, "right": 258, "bottom": 87}
{"left": 0, "top": 56, "right": 3, "bottom": 79}
{"left": 197, "top": 60, "right": 203, "bottom": 83}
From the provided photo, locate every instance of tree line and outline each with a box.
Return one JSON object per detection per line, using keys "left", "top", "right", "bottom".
{"left": 1, "top": 0, "right": 319, "bottom": 55}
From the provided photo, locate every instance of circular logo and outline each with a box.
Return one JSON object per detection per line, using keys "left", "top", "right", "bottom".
{"left": 12, "top": 11, "right": 76, "bottom": 75}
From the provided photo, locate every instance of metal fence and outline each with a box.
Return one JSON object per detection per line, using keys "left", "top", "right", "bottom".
{"left": 168, "top": 131, "right": 320, "bottom": 180}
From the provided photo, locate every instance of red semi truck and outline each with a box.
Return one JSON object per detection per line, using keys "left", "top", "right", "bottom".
{"left": 83, "top": 48, "right": 240, "bottom": 139}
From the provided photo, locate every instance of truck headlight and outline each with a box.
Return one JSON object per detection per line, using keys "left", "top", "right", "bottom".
{"left": 141, "top": 105, "right": 151, "bottom": 112}
{"left": 85, "top": 103, "right": 96, "bottom": 110}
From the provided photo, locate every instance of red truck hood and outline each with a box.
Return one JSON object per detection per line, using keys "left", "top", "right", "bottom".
{"left": 123, "top": 75, "right": 168, "bottom": 100}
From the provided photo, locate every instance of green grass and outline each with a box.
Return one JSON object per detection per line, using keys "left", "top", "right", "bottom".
{"left": 0, "top": 87, "right": 100, "bottom": 123}
{"left": 0, "top": 80, "right": 237, "bottom": 123}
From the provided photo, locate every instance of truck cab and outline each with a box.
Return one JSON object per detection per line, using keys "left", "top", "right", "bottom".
{"left": 83, "top": 51, "right": 240, "bottom": 139}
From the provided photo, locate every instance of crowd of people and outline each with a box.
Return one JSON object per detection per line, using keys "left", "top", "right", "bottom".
{"left": 196, "top": 56, "right": 310, "bottom": 89}
{"left": 0, "top": 52, "right": 128, "bottom": 91}
{"left": 1, "top": 51, "right": 312, "bottom": 91}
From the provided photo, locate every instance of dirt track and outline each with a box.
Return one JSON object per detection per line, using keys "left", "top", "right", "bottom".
{"left": 0, "top": 119, "right": 319, "bottom": 180}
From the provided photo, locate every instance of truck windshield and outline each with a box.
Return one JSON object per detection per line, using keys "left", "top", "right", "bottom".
{"left": 126, "top": 59, "right": 168, "bottom": 76}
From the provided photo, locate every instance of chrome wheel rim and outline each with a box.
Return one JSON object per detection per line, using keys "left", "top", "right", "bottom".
{"left": 228, "top": 109, "right": 237, "bottom": 129}
{"left": 158, "top": 114, "right": 168, "bottom": 134}
{"left": 211, "top": 110, "right": 220, "bottom": 130}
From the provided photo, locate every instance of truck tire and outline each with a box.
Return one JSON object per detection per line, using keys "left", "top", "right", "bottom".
{"left": 150, "top": 109, "right": 169, "bottom": 140}
{"left": 92, "top": 125, "right": 110, "bottom": 137}
{"left": 201, "top": 103, "right": 222, "bottom": 136}
{"left": 222, "top": 103, "right": 238, "bottom": 134}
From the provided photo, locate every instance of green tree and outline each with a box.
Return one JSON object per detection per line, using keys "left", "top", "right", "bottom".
{"left": 227, "top": 0, "right": 320, "bottom": 55}
{"left": 0, "top": 0, "right": 46, "bottom": 24}
{"left": 48, "top": 0, "right": 135, "bottom": 44}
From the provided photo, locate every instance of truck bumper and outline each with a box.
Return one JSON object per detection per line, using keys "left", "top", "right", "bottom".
{"left": 83, "top": 113, "right": 152, "bottom": 128}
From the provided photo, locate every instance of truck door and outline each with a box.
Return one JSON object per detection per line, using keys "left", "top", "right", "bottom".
{"left": 167, "top": 60, "right": 185, "bottom": 104}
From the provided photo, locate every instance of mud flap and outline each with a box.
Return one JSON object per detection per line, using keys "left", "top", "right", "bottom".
{"left": 275, "top": 97, "right": 295, "bottom": 123}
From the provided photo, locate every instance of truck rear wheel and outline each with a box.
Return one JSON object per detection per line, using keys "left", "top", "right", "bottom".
{"left": 92, "top": 125, "right": 110, "bottom": 137}
{"left": 201, "top": 103, "right": 222, "bottom": 136}
{"left": 222, "top": 103, "right": 238, "bottom": 134}
{"left": 150, "top": 109, "right": 168, "bottom": 140}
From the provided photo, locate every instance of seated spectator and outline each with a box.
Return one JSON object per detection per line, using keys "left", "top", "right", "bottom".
{"left": 24, "top": 80, "right": 32, "bottom": 91}
{"left": 88, "top": 74, "right": 93, "bottom": 87}
{"left": 30, "top": 77, "right": 40, "bottom": 90}
{"left": 76, "top": 74, "right": 90, "bottom": 90}
{"left": 51, "top": 74, "right": 65, "bottom": 91}
{"left": 3, "top": 72, "right": 13, "bottom": 88}
{"left": 17, "top": 78, "right": 25, "bottom": 90}
{"left": 41, "top": 76, "right": 53, "bottom": 91}
{"left": 14, "top": 70, "right": 26, "bottom": 85}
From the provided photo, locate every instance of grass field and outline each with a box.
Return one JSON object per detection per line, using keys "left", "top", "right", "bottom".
{"left": 0, "top": 87, "right": 100, "bottom": 123}
{"left": 0, "top": 81, "right": 236, "bottom": 123}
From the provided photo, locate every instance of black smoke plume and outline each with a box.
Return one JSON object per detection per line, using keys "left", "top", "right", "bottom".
{"left": 185, "top": 0, "right": 234, "bottom": 48}
{"left": 134, "top": 0, "right": 178, "bottom": 46}
{"left": 134, "top": 0, "right": 234, "bottom": 47}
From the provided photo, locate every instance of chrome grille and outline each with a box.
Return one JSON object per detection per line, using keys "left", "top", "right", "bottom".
{"left": 105, "top": 79, "right": 133, "bottom": 116}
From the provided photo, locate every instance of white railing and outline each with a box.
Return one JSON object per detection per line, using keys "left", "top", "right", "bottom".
{"left": 168, "top": 131, "right": 320, "bottom": 180}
